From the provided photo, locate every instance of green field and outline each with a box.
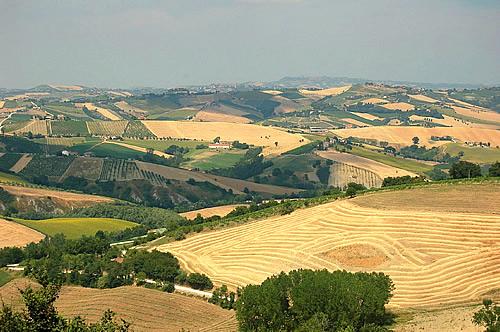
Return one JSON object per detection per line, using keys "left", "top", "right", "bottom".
{"left": 184, "top": 150, "right": 245, "bottom": 170}
{"left": 51, "top": 120, "right": 89, "bottom": 136}
{"left": 14, "top": 217, "right": 138, "bottom": 239}
{"left": 350, "top": 146, "right": 434, "bottom": 174}
{"left": 0, "top": 270, "right": 18, "bottom": 287}
{"left": 90, "top": 142, "right": 145, "bottom": 159}
{"left": 123, "top": 121, "right": 156, "bottom": 138}
{"left": 0, "top": 153, "right": 22, "bottom": 171}
{"left": 148, "top": 108, "right": 199, "bottom": 120}
{"left": 0, "top": 171, "right": 26, "bottom": 184}
{"left": 441, "top": 143, "right": 500, "bottom": 164}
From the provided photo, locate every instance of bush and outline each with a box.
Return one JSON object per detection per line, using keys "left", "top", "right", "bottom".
{"left": 161, "top": 282, "right": 175, "bottom": 293}
{"left": 186, "top": 273, "right": 213, "bottom": 290}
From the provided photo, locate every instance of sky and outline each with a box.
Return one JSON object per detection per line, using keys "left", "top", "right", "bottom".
{"left": 0, "top": 0, "right": 499, "bottom": 88}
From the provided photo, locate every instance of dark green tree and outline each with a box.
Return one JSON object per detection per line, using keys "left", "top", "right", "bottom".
{"left": 449, "top": 161, "right": 481, "bottom": 179}
{"left": 472, "top": 299, "right": 500, "bottom": 332}
{"left": 489, "top": 161, "right": 500, "bottom": 177}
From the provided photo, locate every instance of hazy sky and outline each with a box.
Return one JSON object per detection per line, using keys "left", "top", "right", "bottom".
{"left": 1, "top": 0, "right": 499, "bottom": 88}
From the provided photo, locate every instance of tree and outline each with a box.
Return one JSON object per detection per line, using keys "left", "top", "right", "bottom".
{"left": 449, "top": 161, "right": 481, "bottom": 179}
{"left": 489, "top": 162, "right": 500, "bottom": 177}
{"left": 0, "top": 284, "right": 130, "bottom": 331}
{"left": 412, "top": 136, "right": 419, "bottom": 145}
{"left": 213, "top": 136, "right": 220, "bottom": 143}
{"left": 472, "top": 299, "right": 500, "bottom": 332}
{"left": 186, "top": 273, "right": 213, "bottom": 290}
{"left": 235, "top": 269, "right": 393, "bottom": 332}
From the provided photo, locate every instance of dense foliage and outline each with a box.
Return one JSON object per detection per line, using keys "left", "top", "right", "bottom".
{"left": 235, "top": 269, "right": 394, "bottom": 332}
{"left": 382, "top": 175, "right": 424, "bottom": 187}
{"left": 472, "top": 299, "right": 500, "bottom": 332}
{"left": 489, "top": 162, "right": 500, "bottom": 177}
{"left": 449, "top": 161, "right": 482, "bottom": 179}
{"left": 211, "top": 147, "right": 273, "bottom": 179}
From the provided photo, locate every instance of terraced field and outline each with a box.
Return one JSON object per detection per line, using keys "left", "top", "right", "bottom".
{"left": 99, "top": 159, "right": 142, "bottom": 181}
{"left": 86, "top": 120, "right": 128, "bottom": 136}
{"left": 0, "top": 218, "right": 44, "bottom": 247}
{"left": 51, "top": 120, "right": 89, "bottom": 136}
{"left": 157, "top": 183, "right": 500, "bottom": 308}
{"left": 329, "top": 162, "right": 382, "bottom": 188}
{"left": 0, "top": 279, "right": 237, "bottom": 332}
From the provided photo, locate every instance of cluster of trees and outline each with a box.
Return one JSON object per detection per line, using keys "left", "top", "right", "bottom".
{"left": 254, "top": 167, "right": 319, "bottom": 190}
{"left": 382, "top": 176, "right": 424, "bottom": 187}
{"left": 210, "top": 147, "right": 273, "bottom": 179}
{"left": 449, "top": 161, "right": 482, "bottom": 179}
{"left": 398, "top": 144, "right": 459, "bottom": 163}
{"left": 235, "top": 269, "right": 394, "bottom": 331}
{"left": 0, "top": 284, "right": 130, "bottom": 331}
{"left": 164, "top": 144, "right": 190, "bottom": 155}
{"left": 232, "top": 140, "right": 249, "bottom": 149}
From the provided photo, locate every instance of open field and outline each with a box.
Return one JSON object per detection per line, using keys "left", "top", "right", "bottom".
{"left": 137, "top": 161, "right": 300, "bottom": 196}
{"left": 316, "top": 150, "right": 417, "bottom": 179}
{"left": 76, "top": 103, "right": 121, "bottom": 121}
{"left": 183, "top": 150, "right": 246, "bottom": 171}
{"left": 9, "top": 154, "right": 32, "bottom": 173}
{"left": 340, "top": 118, "right": 371, "bottom": 127}
{"left": 114, "top": 101, "right": 147, "bottom": 114}
{"left": 0, "top": 185, "right": 113, "bottom": 205}
{"left": 361, "top": 97, "right": 387, "bottom": 104}
{"left": 350, "top": 112, "right": 384, "bottom": 121}
{"left": 0, "top": 279, "right": 237, "bottom": 332}
{"left": 12, "top": 120, "right": 50, "bottom": 135}
{"left": 449, "top": 105, "right": 500, "bottom": 124}
{"left": 261, "top": 90, "right": 283, "bottom": 95}
{"left": 49, "top": 85, "right": 83, "bottom": 91}
{"left": 408, "top": 94, "right": 439, "bottom": 104}
{"left": 299, "top": 85, "right": 351, "bottom": 97}
{"left": 62, "top": 157, "right": 103, "bottom": 180}
{"left": 381, "top": 102, "right": 415, "bottom": 111}
{"left": 14, "top": 217, "right": 137, "bottom": 239}
{"left": 0, "top": 171, "right": 26, "bottom": 184}
{"left": 0, "top": 218, "right": 44, "bottom": 248}
{"left": 142, "top": 121, "right": 309, "bottom": 155}
{"left": 409, "top": 114, "right": 499, "bottom": 130}
{"left": 348, "top": 146, "right": 434, "bottom": 174}
{"left": 328, "top": 162, "right": 382, "bottom": 188}
{"left": 332, "top": 125, "right": 500, "bottom": 148}
{"left": 86, "top": 120, "right": 128, "bottom": 136}
{"left": 0, "top": 101, "right": 4, "bottom": 108}
{"left": 157, "top": 183, "right": 500, "bottom": 308}
{"left": 440, "top": 143, "right": 500, "bottom": 164}
{"left": 104, "top": 141, "right": 172, "bottom": 158}
{"left": 180, "top": 204, "right": 248, "bottom": 220}
{"left": 194, "top": 110, "right": 251, "bottom": 123}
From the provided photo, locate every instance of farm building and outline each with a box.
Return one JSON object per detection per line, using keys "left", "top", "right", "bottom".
{"left": 208, "top": 142, "right": 231, "bottom": 149}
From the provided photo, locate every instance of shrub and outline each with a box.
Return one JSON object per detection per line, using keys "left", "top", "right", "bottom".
{"left": 449, "top": 161, "right": 481, "bottom": 179}
{"left": 186, "top": 273, "right": 213, "bottom": 290}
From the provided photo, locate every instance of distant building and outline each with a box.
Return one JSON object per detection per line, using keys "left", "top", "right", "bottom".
{"left": 208, "top": 142, "right": 231, "bottom": 149}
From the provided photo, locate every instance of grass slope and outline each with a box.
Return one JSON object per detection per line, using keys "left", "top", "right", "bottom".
{"left": 14, "top": 218, "right": 137, "bottom": 239}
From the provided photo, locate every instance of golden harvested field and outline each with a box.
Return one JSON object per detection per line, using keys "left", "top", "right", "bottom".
{"left": 0, "top": 218, "right": 44, "bottom": 248}
{"left": 332, "top": 126, "right": 500, "bottom": 147}
{"left": 157, "top": 183, "right": 500, "bottom": 308}
{"left": 180, "top": 204, "right": 248, "bottom": 220}
{"left": 49, "top": 85, "right": 83, "bottom": 91}
{"left": 76, "top": 103, "right": 121, "bottom": 121}
{"left": 409, "top": 115, "right": 499, "bottom": 130}
{"left": 350, "top": 112, "right": 384, "bottom": 121}
{"left": 316, "top": 150, "right": 417, "bottom": 179}
{"left": 381, "top": 102, "right": 415, "bottom": 111}
{"left": 86, "top": 120, "right": 128, "bottom": 136}
{"left": 142, "top": 121, "right": 309, "bottom": 156}
{"left": 361, "top": 98, "right": 387, "bottom": 104}
{"left": 0, "top": 101, "right": 4, "bottom": 108}
{"left": 408, "top": 94, "right": 439, "bottom": 104}
{"left": 114, "top": 101, "right": 146, "bottom": 114}
{"left": 104, "top": 141, "right": 172, "bottom": 158}
{"left": 0, "top": 279, "right": 237, "bottom": 332}
{"left": 449, "top": 105, "right": 500, "bottom": 124}
{"left": 299, "top": 85, "right": 351, "bottom": 97}
{"left": 340, "top": 118, "right": 371, "bottom": 127}
{"left": 9, "top": 154, "right": 32, "bottom": 173}
{"left": 1, "top": 185, "right": 113, "bottom": 205}
{"left": 13, "top": 120, "right": 50, "bottom": 135}
{"left": 136, "top": 161, "right": 300, "bottom": 196}
{"left": 194, "top": 110, "right": 251, "bottom": 124}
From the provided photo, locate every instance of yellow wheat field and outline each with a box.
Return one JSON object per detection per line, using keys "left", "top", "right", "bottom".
{"left": 408, "top": 94, "right": 439, "bottom": 104}
{"left": 141, "top": 121, "right": 309, "bottom": 155}
{"left": 180, "top": 204, "right": 248, "bottom": 220}
{"left": 0, "top": 219, "right": 44, "bottom": 248}
{"left": 409, "top": 115, "right": 499, "bottom": 130}
{"left": 194, "top": 110, "right": 251, "bottom": 124}
{"left": 0, "top": 101, "right": 5, "bottom": 108}
{"left": 350, "top": 112, "right": 384, "bottom": 121}
{"left": 86, "top": 121, "right": 128, "bottom": 136}
{"left": 157, "top": 184, "right": 500, "bottom": 308}
{"left": 449, "top": 105, "right": 500, "bottom": 124}
{"left": 340, "top": 118, "right": 371, "bottom": 127}
{"left": 9, "top": 154, "right": 33, "bottom": 173}
{"left": 381, "top": 102, "right": 415, "bottom": 111}
{"left": 76, "top": 103, "right": 121, "bottom": 121}
{"left": 361, "top": 98, "right": 387, "bottom": 105}
{"left": 299, "top": 85, "right": 351, "bottom": 97}
{"left": 105, "top": 141, "right": 172, "bottom": 158}
{"left": 114, "top": 101, "right": 146, "bottom": 114}
{"left": 49, "top": 85, "right": 83, "bottom": 91}
{"left": 332, "top": 125, "right": 500, "bottom": 147}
